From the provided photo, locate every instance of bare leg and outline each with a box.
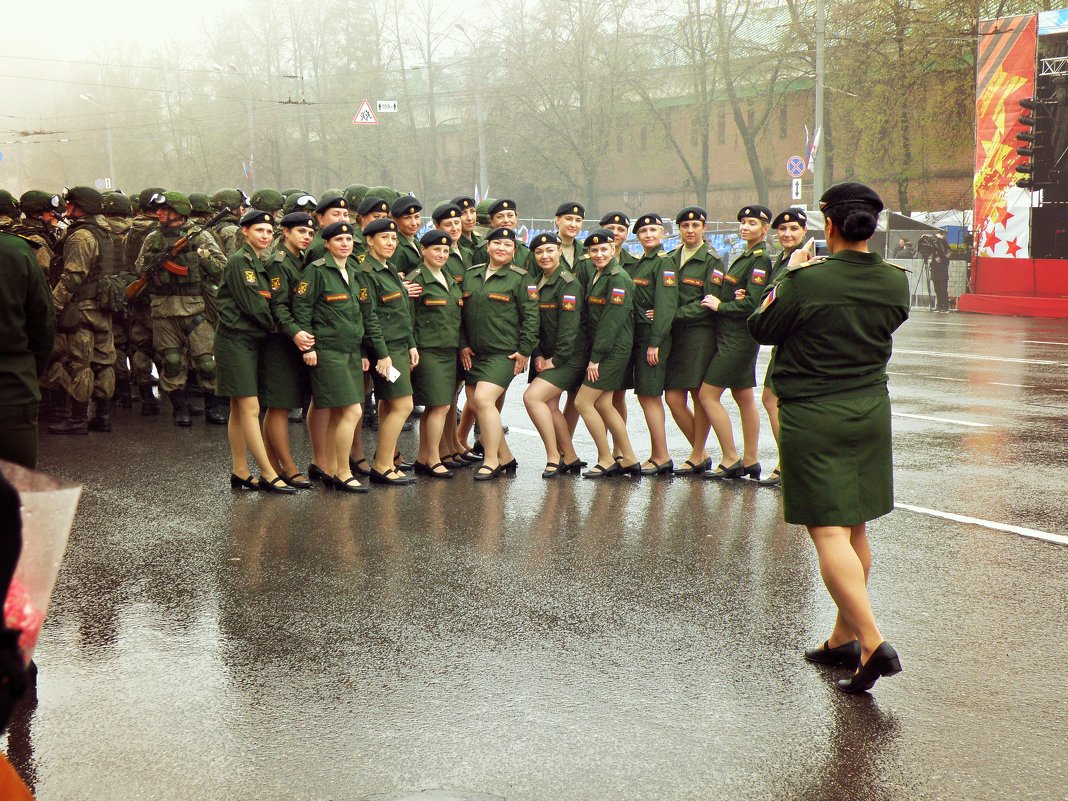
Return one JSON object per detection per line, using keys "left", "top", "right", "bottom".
{"left": 550, "top": 404, "right": 579, "bottom": 464}
{"left": 373, "top": 395, "right": 414, "bottom": 474}
{"left": 233, "top": 396, "right": 278, "bottom": 481}
{"left": 690, "top": 388, "right": 711, "bottom": 463}
{"left": 611, "top": 390, "right": 628, "bottom": 458}
{"left": 332, "top": 404, "right": 360, "bottom": 482}
{"left": 597, "top": 390, "right": 637, "bottom": 464}
{"left": 468, "top": 382, "right": 507, "bottom": 469}
{"left": 762, "top": 385, "right": 781, "bottom": 471}
{"left": 348, "top": 406, "right": 366, "bottom": 467}
{"left": 563, "top": 391, "right": 580, "bottom": 437}
{"left": 698, "top": 383, "right": 739, "bottom": 466}
{"left": 458, "top": 394, "right": 476, "bottom": 450}
{"left": 808, "top": 523, "right": 884, "bottom": 661}
{"left": 524, "top": 378, "right": 564, "bottom": 463}
{"left": 574, "top": 385, "right": 613, "bottom": 468}
{"left": 732, "top": 387, "right": 760, "bottom": 466}
{"left": 229, "top": 398, "right": 250, "bottom": 477}
{"left": 262, "top": 410, "right": 281, "bottom": 473}
{"left": 264, "top": 407, "right": 300, "bottom": 477}
{"left": 665, "top": 388, "right": 695, "bottom": 447}
{"left": 637, "top": 394, "right": 670, "bottom": 465}
{"left": 306, "top": 402, "right": 331, "bottom": 468}
{"left": 418, "top": 406, "right": 449, "bottom": 470}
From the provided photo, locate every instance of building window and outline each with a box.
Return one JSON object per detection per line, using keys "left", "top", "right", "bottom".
{"left": 779, "top": 104, "right": 788, "bottom": 139}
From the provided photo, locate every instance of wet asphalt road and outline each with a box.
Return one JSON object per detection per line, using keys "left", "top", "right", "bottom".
{"left": 5, "top": 309, "right": 1068, "bottom": 801}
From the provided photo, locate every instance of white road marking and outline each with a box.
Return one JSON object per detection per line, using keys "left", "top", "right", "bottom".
{"left": 894, "top": 348, "right": 1066, "bottom": 366}
{"left": 1023, "top": 340, "right": 1068, "bottom": 346}
{"left": 892, "top": 412, "right": 990, "bottom": 428}
{"left": 897, "top": 504, "right": 1068, "bottom": 547}
{"left": 989, "top": 382, "right": 1032, "bottom": 388}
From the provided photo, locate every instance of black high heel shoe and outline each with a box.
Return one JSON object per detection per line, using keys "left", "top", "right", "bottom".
{"left": 259, "top": 476, "right": 298, "bottom": 494}
{"left": 639, "top": 459, "right": 674, "bottom": 476}
{"left": 836, "top": 642, "right": 902, "bottom": 693}
{"left": 740, "top": 461, "right": 761, "bottom": 480}
{"left": 473, "top": 463, "right": 502, "bottom": 482}
{"left": 542, "top": 462, "right": 561, "bottom": 479}
{"left": 704, "top": 459, "right": 743, "bottom": 480}
{"left": 560, "top": 458, "right": 585, "bottom": 475}
{"left": 308, "top": 463, "right": 330, "bottom": 482}
{"left": 804, "top": 639, "right": 861, "bottom": 668}
{"left": 458, "top": 448, "right": 483, "bottom": 464}
{"left": 500, "top": 458, "right": 518, "bottom": 475}
{"left": 230, "top": 473, "right": 259, "bottom": 491}
{"left": 349, "top": 457, "right": 372, "bottom": 477}
{"left": 618, "top": 460, "right": 642, "bottom": 476}
{"left": 334, "top": 475, "right": 369, "bottom": 494}
{"left": 281, "top": 472, "right": 312, "bottom": 489}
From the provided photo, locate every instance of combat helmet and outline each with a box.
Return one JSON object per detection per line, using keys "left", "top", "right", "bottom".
{"left": 64, "top": 186, "right": 105, "bottom": 215}
{"left": 250, "top": 188, "right": 283, "bottom": 213}
{"left": 0, "top": 190, "right": 18, "bottom": 217}
{"left": 101, "top": 191, "right": 133, "bottom": 216}
{"left": 188, "top": 192, "right": 212, "bottom": 215}
{"left": 151, "top": 190, "right": 192, "bottom": 217}
{"left": 138, "top": 187, "right": 166, "bottom": 212}
{"left": 19, "top": 190, "right": 63, "bottom": 216}
{"left": 344, "top": 184, "right": 369, "bottom": 209}
{"left": 365, "top": 185, "right": 399, "bottom": 205}
{"left": 211, "top": 188, "right": 249, "bottom": 213}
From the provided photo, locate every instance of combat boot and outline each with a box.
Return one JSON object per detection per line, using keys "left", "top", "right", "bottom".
{"left": 114, "top": 378, "right": 134, "bottom": 409}
{"left": 88, "top": 398, "right": 112, "bottom": 432}
{"left": 48, "top": 400, "right": 89, "bottom": 435}
{"left": 203, "top": 392, "right": 228, "bottom": 425}
{"left": 139, "top": 384, "right": 160, "bottom": 416}
{"left": 169, "top": 389, "right": 192, "bottom": 427}
{"left": 46, "top": 388, "right": 69, "bottom": 423}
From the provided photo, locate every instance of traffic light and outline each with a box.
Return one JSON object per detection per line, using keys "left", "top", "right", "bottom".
{"left": 1016, "top": 97, "right": 1041, "bottom": 190}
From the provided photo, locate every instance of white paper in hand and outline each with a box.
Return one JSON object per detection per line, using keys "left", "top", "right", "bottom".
{"left": 387, "top": 365, "right": 401, "bottom": 383}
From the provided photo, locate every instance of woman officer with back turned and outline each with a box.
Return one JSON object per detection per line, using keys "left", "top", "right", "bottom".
{"left": 748, "top": 182, "right": 909, "bottom": 693}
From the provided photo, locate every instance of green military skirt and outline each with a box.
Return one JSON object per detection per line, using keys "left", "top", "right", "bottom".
{"left": 702, "top": 323, "right": 759, "bottom": 389}
{"left": 779, "top": 391, "right": 894, "bottom": 527}
{"left": 259, "top": 332, "right": 310, "bottom": 409}
{"left": 214, "top": 329, "right": 264, "bottom": 398}
{"left": 665, "top": 324, "right": 716, "bottom": 390}
{"left": 413, "top": 346, "right": 458, "bottom": 407}
{"left": 371, "top": 339, "right": 414, "bottom": 400}
{"left": 583, "top": 350, "right": 629, "bottom": 392}
{"left": 763, "top": 348, "right": 778, "bottom": 392}
{"left": 466, "top": 352, "right": 516, "bottom": 389}
{"left": 310, "top": 349, "right": 362, "bottom": 408}
{"left": 630, "top": 334, "right": 671, "bottom": 397}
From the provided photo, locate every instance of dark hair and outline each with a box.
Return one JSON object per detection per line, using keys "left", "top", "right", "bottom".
{"left": 825, "top": 201, "right": 879, "bottom": 242}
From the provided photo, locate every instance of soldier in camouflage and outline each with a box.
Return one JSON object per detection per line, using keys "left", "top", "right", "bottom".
{"left": 135, "top": 191, "right": 228, "bottom": 426}
{"left": 47, "top": 186, "right": 119, "bottom": 435}
{"left": 210, "top": 189, "right": 249, "bottom": 256}
{"left": 101, "top": 191, "right": 136, "bottom": 408}
{"left": 124, "top": 188, "right": 165, "bottom": 414}
{"left": 0, "top": 191, "right": 18, "bottom": 231}
{"left": 15, "top": 190, "right": 63, "bottom": 283}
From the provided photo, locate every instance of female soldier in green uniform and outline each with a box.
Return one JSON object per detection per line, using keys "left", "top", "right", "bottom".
{"left": 758, "top": 208, "right": 808, "bottom": 487}
{"left": 664, "top": 207, "right": 723, "bottom": 475}
{"left": 472, "top": 200, "right": 533, "bottom": 270}
{"left": 698, "top": 205, "right": 772, "bottom": 480}
{"left": 451, "top": 195, "right": 482, "bottom": 262}
{"left": 748, "top": 182, "right": 908, "bottom": 693}
{"left": 622, "top": 214, "right": 678, "bottom": 475}
{"left": 521, "top": 232, "right": 586, "bottom": 478}
{"left": 362, "top": 217, "right": 419, "bottom": 485}
{"left": 262, "top": 211, "right": 316, "bottom": 488}
{"left": 408, "top": 230, "right": 463, "bottom": 478}
{"left": 574, "top": 230, "right": 640, "bottom": 478}
{"left": 292, "top": 221, "right": 392, "bottom": 493}
{"left": 460, "top": 227, "right": 539, "bottom": 480}
{"left": 215, "top": 210, "right": 296, "bottom": 494}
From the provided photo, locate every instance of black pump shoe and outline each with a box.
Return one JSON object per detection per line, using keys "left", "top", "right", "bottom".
{"left": 837, "top": 642, "right": 902, "bottom": 694}
{"left": 500, "top": 458, "right": 518, "bottom": 475}
{"left": 369, "top": 466, "right": 414, "bottom": 486}
{"left": 618, "top": 460, "right": 642, "bottom": 476}
{"left": 674, "top": 458, "right": 711, "bottom": 476}
{"left": 349, "top": 457, "right": 372, "bottom": 476}
{"left": 740, "top": 461, "right": 761, "bottom": 480}
{"left": 804, "top": 639, "right": 861, "bottom": 669}
{"left": 704, "top": 459, "right": 744, "bottom": 480}
{"left": 542, "top": 462, "right": 561, "bottom": 479}
{"left": 334, "top": 475, "right": 369, "bottom": 494}
{"left": 259, "top": 476, "right": 298, "bottom": 494}
{"left": 560, "top": 458, "right": 585, "bottom": 475}
{"left": 473, "top": 464, "right": 502, "bottom": 482}
{"left": 640, "top": 459, "right": 674, "bottom": 476}
{"left": 308, "top": 463, "right": 330, "bottom": 482}
{"left": 230, "top": 473, "right": 259, "bottom": 491}
{"left": 281, "top": 472, "right": 312, "bottom": 489}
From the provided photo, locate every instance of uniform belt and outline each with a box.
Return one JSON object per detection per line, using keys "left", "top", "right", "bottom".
{"left": 780, "top": 384, "right": 888, "bottom": 405}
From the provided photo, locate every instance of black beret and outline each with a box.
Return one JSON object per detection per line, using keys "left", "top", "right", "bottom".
{"left": 599, "top": 211, "right": 630, "bottom": 227}
{"left": 487, "top": 198, "right": 517, "bottom": 216}
{"left": 451, "top": 195, "right": 476, "bottom": 210}
{"left": 675, "top": 206, "right": 707, "bottom": 224}
{"left": 632, "top": 213, "right": 663, "bottom": 233}
{"left": 391, "top": 195, "right": 422, "bottom": 217}
{"left": 431, "top": 203, "right": 462, "bottom": 223}
{"left": 316, "top": 195, "right": 347, "bottom": 213}
{"left": 356, "top": 196, "right": 389, "bottom": 216}
{"left": 321, "top": 221, "right": 354, "bottom": 240}
{"left": 485, "top": 227, "right": 517, "bottom": 242}
{"left": 555, "top": 202, "right": 585, "bottom": 217}
{"left": 240, "top": 209, "right": 274, "bottom": 227}
{"left": 531, "top": 232, "right": 561, "bottom": 249}
{"left": 819, "top": 182, "right": 884, "bottom": 213}
{"left": 737, "top": 205, "right": 772, "bottom": 223}
{"left": 363, "top": 218, "right": 398, "bottom": 237}
{"left": 583, "top": 228, "right": 616, "bottom": 248}
{"left": 771, "top": 208, "right": 808, "bottom": 228}
{"left": 420, "top": 230, "right": 453, "bottom": 248}
{"left": 280, "top": 211, "right": 315, "bottom": 228}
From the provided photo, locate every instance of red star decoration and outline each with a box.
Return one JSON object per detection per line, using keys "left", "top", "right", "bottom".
{"left": 995, "top": 207, "right": 1014, "bottom": 228}
{"left": 1005, "top": 236, "right": 1022, "bottom": 257}
{"left": 984, "top": 229, "right": 1002, "bottom": 251}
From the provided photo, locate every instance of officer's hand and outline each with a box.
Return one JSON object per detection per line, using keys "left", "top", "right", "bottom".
{"left": 735, "top": 289, "right": 746, "bottom": 301}
{"left": 645, "top": 309, "right": 655, "bottom": 320}
{"left": 361, "top": 357, "right": 370, "bottom": 372}
{"left": 404, "top": 281, "right": 423, "bottom": 299}
{"left": 409, "top": 348, "right": 419, "bottom": 368}
{"left": 701, "top": 294, "right": 721, "bottom": 311}
{"left": 647, "top": 346, "right": 659, "bottom": 366}
{"left": 509, "top": 352, "right": 527, "bottom": 375}
{"left": 587, "top": 361, "right": 600, "bottom": 383}
{"left": 304, "top": 350, "right": 318, "bottom": 367}
{"left": 460, "top": 347, "right": 474, "bottom": 371}
{"left": 293, "top": 330, "right": 315, "bottom": 351}
{"left": 789, "top": 238, "right": 815, "bottom": 267}
{"left": 376, "top": 355, "right": 394, "bottom": 377}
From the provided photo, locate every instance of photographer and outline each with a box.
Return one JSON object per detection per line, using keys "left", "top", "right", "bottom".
{"left": 930, "top": 231, "right": 951, "bottom": 313}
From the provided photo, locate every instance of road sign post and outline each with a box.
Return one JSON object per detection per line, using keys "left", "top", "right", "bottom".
{"left": 791, "top": 179, "right": 803, "bottom": 202}
{"left": 353, "top": 99, "right": 378, "bottom": 125}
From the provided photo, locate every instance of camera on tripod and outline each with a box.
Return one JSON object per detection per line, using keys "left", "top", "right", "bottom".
{"left": 916, "top": 233, "right": 938, "bottom": 259}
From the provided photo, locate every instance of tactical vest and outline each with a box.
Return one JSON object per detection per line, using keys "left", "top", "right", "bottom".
{"left": 147, "top": 225, "right": 204, "bottom": 296}
{"left": 68, "top": 218, "right": 121, "bottom": 304}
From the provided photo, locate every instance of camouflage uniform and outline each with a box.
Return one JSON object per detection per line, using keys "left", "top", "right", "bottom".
{"left": 124, "top": 214, "right": 162, "bottom": 409}
{"left": 0, "top": 190, "right": 18, "bottom": 232}
{"left": 210, "top": 189, "right": 247, "bottom": 257}
{"left": 102, "top": 193, "right": 135, "bottom": 405}
{"left": 15, "top": 191, "right": 63, "bottom": 283}
{"left": 135, "top": 208, "right": 227, "bottom": 425}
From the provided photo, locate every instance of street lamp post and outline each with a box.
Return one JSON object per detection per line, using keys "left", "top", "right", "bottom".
{"left": 813, "top": 0, "right": 826, "bottom": 200}
{"left": 79, "top": 93, "right": 115, "bottom": 189}
{"left": 455, "top": 25, "right": 489, "bottom": 196}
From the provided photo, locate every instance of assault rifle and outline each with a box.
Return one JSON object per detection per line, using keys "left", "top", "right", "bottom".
{"left": 126, "top": 207, "right": 231, "bottom": 301}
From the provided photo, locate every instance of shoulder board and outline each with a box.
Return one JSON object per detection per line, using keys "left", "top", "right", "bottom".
{"left": 753, "top": 248, "right": 765, "bottom": 256}
{"left": 886, "top": 261, "right": 910, "bottom": 272}
{"left": 271, "top": 251, "right": 286, "bottom": 263}
{"left": 309, "top": 257, "right": 327, "bottom": 267}
{"left": 608, "top": 265, "right": 621, "bottom": 275}
{"left": 469, "top": 262, "right": 487, "bottom": 271}
{"left": 657, "top": 250, "right": 668, "bottom": 257}
{"left": 508, "top": 264, "right": 528, "bottom": 275}
{"left": 560, "top": 271, "right": 575, "bottom": 283}
{"left": 579, "top": 253, "right": 591, "bottom": 260}
{"left": 785, "top": 256, "right": 828, "bottom": 273}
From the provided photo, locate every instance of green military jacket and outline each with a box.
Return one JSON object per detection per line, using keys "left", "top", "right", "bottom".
{"left": 460, "top": 262, "right": 539, "bottom": 356}
{"left": 104, "top": 217, "right": 133, "bottom": 279}
{"left": 709, "top": 242, "right": 771, "bottom": 345}
{"left": 303, "top": 232, "right": 326, "bottom": 266}
{"left": 351, "top": 227, "right": 367, "bottom": 260}
{"left": 216, "top": 244, "right": 275, "bottom": 337}
{"left": 362, "top": 254, "right": 416, "bottom": 348}
{"left": 558, "top": 238, "right": 586, "bottom": 271}
{"left": 584, "top": 259, "right": 635, "bottom": 363}
{"left": 0, "top": 233, "right": 55, "bottom": 404}
{"left": 457, "top": 231, "right": 483, "bottom": 262}
{"left": 473, "top": 238, "right": 533, "bottom": 272}
{"left": 407, "top": 263, "right": 463, "bottom": 350}
{"left": 444, "top": 247, "right": 469, "bottom": 284}
{"left": 626, "top": 248, "right": 678, "bottom": 348}
{"left": 747, "top": 250, "right": 910, "bottom": 401}
{"left": 267, "top": 245, "right": 307, "bottom": 339}
{"left": 292, "top": 253, "right": 387, "bottom": 359}
{"left": 669, "top": 242, "right": 723, "bottom": 330}
{"left": 533, "top": 266, "right": 585, "bottom": 367}
{"left": 389, "top": 234, "right": 422, "bottom": 276}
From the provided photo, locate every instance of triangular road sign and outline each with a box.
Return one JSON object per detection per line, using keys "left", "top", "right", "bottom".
{"left": 353, "top": 99, "right": 378, "bottom": 125}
